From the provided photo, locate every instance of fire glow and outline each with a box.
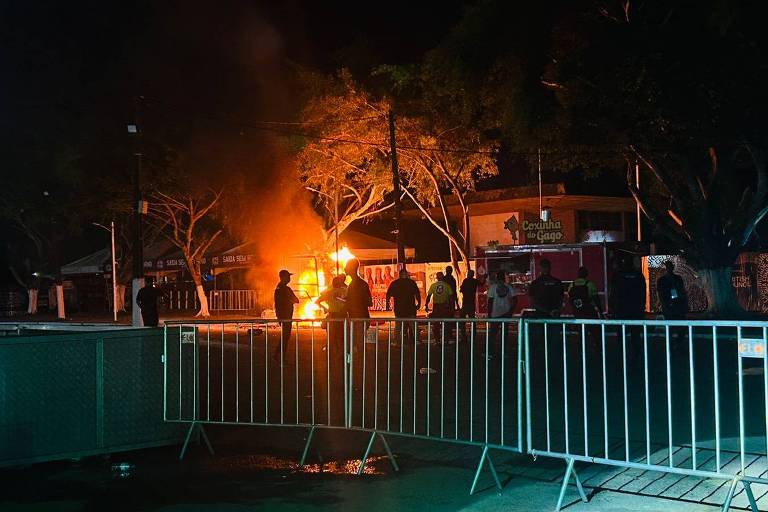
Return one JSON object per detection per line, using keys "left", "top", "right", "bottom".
{"left": 296, "top": 246, "right": 355, "bottom": 320}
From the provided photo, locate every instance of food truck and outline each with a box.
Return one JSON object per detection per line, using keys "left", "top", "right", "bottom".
{"left": 474, "top": 241, "right": 649, "bottom": 317}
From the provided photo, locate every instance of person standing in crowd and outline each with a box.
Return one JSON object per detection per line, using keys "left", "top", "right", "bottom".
{"left": 386, "top": 269, "right": 421, "bottom": 342}
{"left": 528, "top": 258, "right": 564, "bottom": 318}
{"left": 610, "top": 256, "right": 647, "bottom": 364}
{"left": 568, "top": 267, "right": 603, "bottom": 319}
{"left": 136, "top": 277, "right": 165, "bottom": 327}
{"left": 609, "top": 257, "right": 646, "bottom": 320}
{"left": 444, "top": 265, "right": 459, "bottom": 311}
{"left": 459, "top": 269, "right": 478, "bottom": 340}
{"left": 487, "top": 271, "right": 517, "bottom": 341}
{"left": 317, "top": 275, "right": 347, "bottom": 346}
{"left": 273, "top": 269, "right": 299, "bottom": 363}
{"left": 345, "top": 259, "right": 372, "bottom": 342}
{"left": 657, "top": 260, "right": 688, "bottom": 320}
{"left": 425, "top": 272, "right": 454, "bottom": 340}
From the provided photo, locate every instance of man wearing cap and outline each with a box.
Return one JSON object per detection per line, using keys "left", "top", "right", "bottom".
{"left": 274, "top": 269, "right": 299, "bottom": 363}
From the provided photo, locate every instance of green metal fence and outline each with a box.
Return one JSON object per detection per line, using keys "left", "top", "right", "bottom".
{"left": 0, "top": 328, "right": 185, "bottom": 467}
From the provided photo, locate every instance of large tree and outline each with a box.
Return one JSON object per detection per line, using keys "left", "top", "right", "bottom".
{"left": 396, "top": 118, "right": 498, "bottom": 277}
{"left": 296, "top": 71, "right": 395, "bottom": 254}
{"left": 420, "top": 0, "right": 768, "bottom": 315}
{"left": 146, "top": 188, "right": 223, "bottom": 318}
{"left": 297, "top": 70, "right": 498, "bottom": 272}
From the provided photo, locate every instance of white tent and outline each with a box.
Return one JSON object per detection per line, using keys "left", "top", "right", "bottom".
{"left": 60, "top": 248, "right": 110, "bottom": 276}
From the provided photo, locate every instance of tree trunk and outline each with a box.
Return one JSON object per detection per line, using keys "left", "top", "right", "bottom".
{"left": 195, "top": 284, "right": 210, "bottom": 317}
{"left": 27, "top": 289, "right": 38, "bottom": 314}
{"left": 698, "top": 267, "right": 745, "bottom": 318}
{"left": 116, "top": 284, "right": 127, "bottom": 311}
{"left": 56, "top": 284, "right": 65, "bottom": 319}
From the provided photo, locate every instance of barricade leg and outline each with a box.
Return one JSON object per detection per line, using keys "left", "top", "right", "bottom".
{"left": 469, "top": 446, "right": 502, "bottom": 495}
{"left": 179, "top": 422, "right": 215, "bottom": 460}
{"left": 743, "top": 482, "right": 759, "bottom": 512}
{"left": 722, "top": 477, "right": 759, "bottom": 512}
{"left": 357, "top": 432, "right": 399, "bottom": 475}
{"left": 555, "top": 458, "right": 588, "bottom": 511}
{"left": 299, "top": 426, "right": 316, "bottom": 468}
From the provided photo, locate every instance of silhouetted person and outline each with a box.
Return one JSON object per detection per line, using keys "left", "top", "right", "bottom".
{"left": 488, "top": 271, "right": 517, "bottom": 341}
{"left": 345, "top": 259, "right": 372, "bottom": 343}
{"left": 459, "top": 270, "right": 479, "bottom": 340}
{"left": 610, "top": 257, "right": 646, "bottom": 320}
{"left": 610, "top": 256, "right": 647, "bottom": 364}
{"left": 274, "top": 269, "right": 299, "bottom": 362}
{"left": 444, "top": 265, "right": 459, "bottom": 310}
{"left": 568, "top": 266, "right": 602, "bottom": 319}
{"left": 657, "top": 260, "right": 688, "bottom": 320}
{"left": 528, "top": 259, "right": 564, "bottom": 318}
{"left": 136, "top": 277, "right": 164, "bottom": 327}
{"left": 386, "top": 269, "right": 421, "bottom": 342}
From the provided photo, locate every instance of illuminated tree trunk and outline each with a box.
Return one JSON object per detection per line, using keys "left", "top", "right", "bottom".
{"left": 27, "top": 289, "right": 38, "bottom": 314}
{"left": 115, "top": 284, "right": 127, "bottom": 311}
{"left": 186, "top": 259, "right": 210, "bottom": 318}
{"left": 195, "top": 284, "right": 210, "bottom": 317}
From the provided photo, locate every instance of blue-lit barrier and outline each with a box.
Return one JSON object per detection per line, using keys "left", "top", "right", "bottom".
{"left": 165, "top": 317, "right": 768, "bottom": 511}
{"left": 0, "top": 328, "right": 185, "bottom": 467}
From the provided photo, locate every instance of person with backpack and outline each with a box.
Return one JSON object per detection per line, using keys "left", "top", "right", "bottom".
{"left": 568, "top": 266, "right": 603, "bottom": 319}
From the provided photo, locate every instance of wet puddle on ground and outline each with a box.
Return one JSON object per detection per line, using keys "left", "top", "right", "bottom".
{"left": 199, "top": 454, "right": 387, "bottom": 475}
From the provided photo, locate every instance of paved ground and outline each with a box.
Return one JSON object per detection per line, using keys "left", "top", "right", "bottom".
{"left": 0, "top": 426, "right": 739, "bottom": 512}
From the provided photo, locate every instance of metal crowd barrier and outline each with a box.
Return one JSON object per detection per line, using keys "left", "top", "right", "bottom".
{"left": 163, "top": 316, "right": 768, "bottom": 511}
{"left": 208, "top": 290, "right": 259, "bottom": 312}
{"left": 165, "top": 289, "right": 200, "bottom": 311}
{"left": 524, "top": 318, "right": 768, "bottom": 512}
{"left": 163, "top": 317, "right": 523, "bottom": 492}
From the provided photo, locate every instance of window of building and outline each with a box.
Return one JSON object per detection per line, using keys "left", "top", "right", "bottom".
{"left": 577, "top": 211, "right": 624, "bottom": 232}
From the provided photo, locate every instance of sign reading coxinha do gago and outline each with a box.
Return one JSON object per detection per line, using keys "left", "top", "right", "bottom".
{"left": 522, "top": 218, "right": 564, "bottom": 243}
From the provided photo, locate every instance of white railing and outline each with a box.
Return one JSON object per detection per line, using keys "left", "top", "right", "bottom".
{"left": 163, "top": 317, "right": 768, "bottom": 511}
{"left": 207, "top": 290, "right": 259, "bottom": 312}
{"left": 524, "top": 318, "right": 768, "bottom": 511}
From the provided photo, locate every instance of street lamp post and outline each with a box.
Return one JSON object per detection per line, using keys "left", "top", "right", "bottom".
{"left": 94, "top": 222, "right": 118, "bottom": 322}
{"left": 128, "top": 105, "right": 144, "bottom": 327}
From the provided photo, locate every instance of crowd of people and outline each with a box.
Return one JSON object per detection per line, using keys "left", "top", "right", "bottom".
{"left": 271, "top": 256, "right": 690, "bottom": 349}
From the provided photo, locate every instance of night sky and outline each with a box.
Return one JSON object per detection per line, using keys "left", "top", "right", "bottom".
{"left": 3, "top": 1, "right": 766, "bottom": 286}
{"left": 0, "top": 1, "right": 467, "bottom": 278}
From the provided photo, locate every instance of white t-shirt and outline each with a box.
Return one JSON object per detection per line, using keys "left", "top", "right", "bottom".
{"left": 488, "top": 283, "right": 517, "bottom": 318}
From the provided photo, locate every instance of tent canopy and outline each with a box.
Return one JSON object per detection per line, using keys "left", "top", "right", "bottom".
{"left": 61, "top": 230, "right": 415, "bottom": 276}
{"left": 61, "top": 248, "right": 110, "bottom": 276}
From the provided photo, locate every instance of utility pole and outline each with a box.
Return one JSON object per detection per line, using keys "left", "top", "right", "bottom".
{"left": 635, "top": 160, "right": 642, "bottom": 241}
{"left": 129, "top": 96, "right": 144, "bottom": 327}
{"left": 110, "top": 221, "right": 117, "bottom": 322}
{"left": 334, "top": 187, "right": 340, "bottom": 275}
{"left": 93, "top": 221, "right": 118, "bottom": 322}
{"left": 388, "top": 110, "right": 406, "bottom": 269}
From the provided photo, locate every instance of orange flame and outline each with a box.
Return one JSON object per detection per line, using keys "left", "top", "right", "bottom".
{"left": 295, "top": 246, "right": 355, "bottom": 320}
{"left": 330, "top": 246, "right": 355, "bottom": 273}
